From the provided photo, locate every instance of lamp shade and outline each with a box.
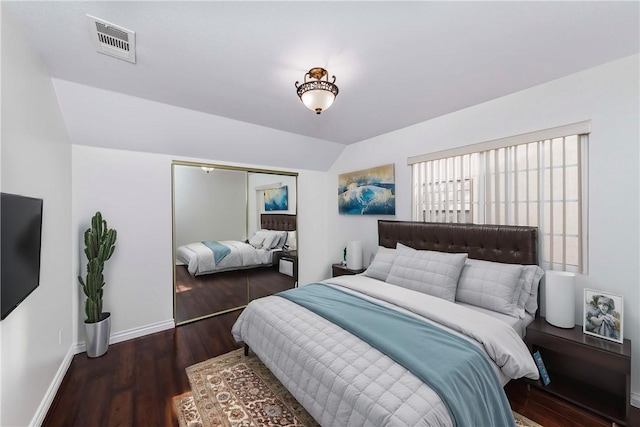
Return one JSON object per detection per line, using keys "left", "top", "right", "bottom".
{"left": 346, "top": 240, "right": 363, "bottom": 270}
{"left": 300, "top": 89, "right": 335, "bottom": 113}
{"left": 545, "top": 271, "right": 576, "bottom": 328}
{"left": 295, "top": 67, "right": 339, "bottom": 114}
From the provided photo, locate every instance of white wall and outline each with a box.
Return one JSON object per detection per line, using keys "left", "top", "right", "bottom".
{"left": 174, "top": 166, "right": 247, "bottom": 247}
{"left": 72, "top": 146, "right": 328, "bottom": 340}
{"left": 1, "top": 11, "right": 73, "bottom": 427}
{"left": 327, "top": 54, "right": 640, "bottom": 401}
{"left": 72, "top": 146, "right": 175, "bottom": 343}
{"left": 296, "top": 170, "right": 331, "bottom": 283}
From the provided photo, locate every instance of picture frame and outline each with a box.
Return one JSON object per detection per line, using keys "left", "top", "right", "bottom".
{"left": 583, "top": 289, "right": 623, "bottom": 344}
{"left": 264, "top": 186, "right": 288, "bottom": 211}
{"left": 338, "top": 164, "right": 395, "bottom": 215}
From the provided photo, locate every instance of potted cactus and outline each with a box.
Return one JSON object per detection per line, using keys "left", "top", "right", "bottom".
{"left": 78, "top": 211, "right": 117, "bottom": 358}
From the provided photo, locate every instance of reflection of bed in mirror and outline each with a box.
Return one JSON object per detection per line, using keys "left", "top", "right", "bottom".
{"left": 174, "top": 214, "right": 297, "bottom": 323}
{"left": 177, "top": 214, "right": 296, "bottom": 276}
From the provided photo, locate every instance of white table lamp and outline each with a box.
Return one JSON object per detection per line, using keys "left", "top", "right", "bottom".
{"left": 545, "top": 271, "right": 576, "bottom": 328}
{"left": 346, "top": 240, "right": 363, "bottom": 270}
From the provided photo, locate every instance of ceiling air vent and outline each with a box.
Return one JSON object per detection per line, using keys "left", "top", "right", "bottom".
{"left": 87, "top": 15, "right": 136, "bottom": 63}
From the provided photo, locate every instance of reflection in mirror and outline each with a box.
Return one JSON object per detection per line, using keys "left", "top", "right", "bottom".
{"left": 172, "top": 162, "right": 297, "bottom": 325}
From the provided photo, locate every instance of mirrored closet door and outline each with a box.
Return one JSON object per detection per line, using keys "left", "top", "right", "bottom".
{"left": 172, "top": 161, "right": 298, "bottom": 325}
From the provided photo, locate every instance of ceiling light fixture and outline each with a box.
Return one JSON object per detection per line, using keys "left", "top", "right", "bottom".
{"left": 201, "top": 166, "right": 214, "bottom": 173}
{"left": 295, "top": 67, "right": 339, "bottom": 115}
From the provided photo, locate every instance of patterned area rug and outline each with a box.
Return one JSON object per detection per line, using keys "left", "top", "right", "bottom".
{"left": 174, "top": 348, "right": 543, "bottom": 427}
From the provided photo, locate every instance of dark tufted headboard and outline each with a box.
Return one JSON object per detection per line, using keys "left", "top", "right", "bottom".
{"left": 261, "top": 214, "right": 297, "bottom": 231}
{"left": 378, "top": 220, "right": 538, "bottom": 265}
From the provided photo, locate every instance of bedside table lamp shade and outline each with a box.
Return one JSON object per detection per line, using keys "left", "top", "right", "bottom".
{"left": 545, "top": 271, "right": 576, "bottom": 328}
{"left": 346, "top": 240, "right": 363, "bottom": 270}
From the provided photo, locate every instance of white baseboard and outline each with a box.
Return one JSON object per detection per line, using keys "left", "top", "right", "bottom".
{"left": 30, "top": 346, "right": 75, "bottom": 427}
{"left": 74, "top": 318, "right": 175, "bottom": 354}
{"left": 632, "top": 391, "right": 640, "bottom": 409}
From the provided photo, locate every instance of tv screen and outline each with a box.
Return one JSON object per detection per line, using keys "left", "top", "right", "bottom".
{"left": 1, "top": 192, "right": 43, "bottom": 320}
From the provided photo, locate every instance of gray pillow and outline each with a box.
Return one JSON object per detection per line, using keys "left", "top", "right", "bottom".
{"left": 386, "top": 245, "right": 467, "bottom": 302}
{"left": 274, "top": 230, "right": 289, "bottom": 248}
{"left": 456, "top": 259, "right": 524, "bottom": 318}
{"left": 518, "top": 265, "right": 545, "bottom": 315}
{"left": 362, "top": 246, "right": 396, "bottom": 281}
{"left": 248, "top": 232, "right": 265, "bottom": 249}
{"left": 257, "top": 230, "right": 287, "bottom": 250}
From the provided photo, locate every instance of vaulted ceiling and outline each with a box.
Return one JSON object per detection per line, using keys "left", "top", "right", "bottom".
{"left": 3, "top": 1, "right": 639, "bottom": 169}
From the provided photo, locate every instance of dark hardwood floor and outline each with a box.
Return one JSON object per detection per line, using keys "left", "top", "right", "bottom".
{"left": 248, "top": 266, "right": 296, "bottom": 301}
{"left": 43, "top": 311, "right": 243, "bottom": 427}
{"left": 175, "top": 265, "right": 294, "bottom": 322}
{"left": 44, "top": 311, "right": 639, "bottom": 427}
{"left": 505, "top": 379, "right": 640, "bottom": 427}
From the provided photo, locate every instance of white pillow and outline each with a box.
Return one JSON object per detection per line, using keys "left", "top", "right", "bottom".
{"left": 249, "top": 230, "right": 275, "bottom": 249}
{"left": 456, "top": 259, "right": 524, "bottom": 318}
{"left": 363, "top": 246, "right": 396, "bottom": 281}
{"left": 518, "top": 265, "right": 545, "bottom": 315}
{"left": 253, "top": 230, "right": 289, "bottom": 250}
{"left": 248, "top": 232, "right": 265, "bottom": 249}
{"left": 261, "top": 229, "right": 288, "bottom": 249}
{"left": 277, "top": 231, "right": 288, "bottom": 248}
{"left": 260, "top": 232, "right": 279, "bottom": 250}
{"left": 386, "top": 245, "right": 467, "bottom": 302}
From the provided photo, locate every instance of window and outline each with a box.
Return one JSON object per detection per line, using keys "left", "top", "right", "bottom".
{"left": 409, "top": 122, "right": 589, "bottom": 273}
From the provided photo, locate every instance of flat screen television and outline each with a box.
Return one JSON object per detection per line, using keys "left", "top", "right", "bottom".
{"left": 1, "top": 192, "right": 43, "bottom": 320}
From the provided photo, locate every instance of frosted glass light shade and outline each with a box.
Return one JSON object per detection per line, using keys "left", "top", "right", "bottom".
{"left": 545, "top": 271, "right": 576, "bottom": 328}
{"left": 346, "top": 240, "right": 363, "bottom": 270}
{"left": 295, "top": 68, "right": 339, "bottom": 114}
{"left": 301, "top": 90, "right": 335, "bottom": 114}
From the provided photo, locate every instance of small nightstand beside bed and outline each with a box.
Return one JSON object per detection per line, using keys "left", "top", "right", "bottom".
{"left": 232, "top": 220, "right": 545, "bottom": 426}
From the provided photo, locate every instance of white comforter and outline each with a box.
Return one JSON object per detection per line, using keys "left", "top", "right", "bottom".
{"left": 232, "top": 275, "right": 538, "bottom": 426}
{"left": 176, "top": 240, "right": 272, "bottom": 276}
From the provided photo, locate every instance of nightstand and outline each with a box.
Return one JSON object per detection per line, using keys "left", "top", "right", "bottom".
{"left": 524, "top": 316, "right": 631, "bottom": 425}
{"left": 331, "top": 263, "right": 365, "bottom": 277}
{"left": 281, "top": 250, "right": 298, "bottom": 286}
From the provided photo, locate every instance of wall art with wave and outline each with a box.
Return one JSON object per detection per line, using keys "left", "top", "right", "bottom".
{"left": 338, "top": 164, "right": 395, "bottom": 215}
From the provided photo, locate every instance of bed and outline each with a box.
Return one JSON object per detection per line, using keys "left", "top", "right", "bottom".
{"left": 176, "top": 213, "right": 296, "bottom": 276}
{"left": 232, "top": 220, "right": 545, "bottom": 426}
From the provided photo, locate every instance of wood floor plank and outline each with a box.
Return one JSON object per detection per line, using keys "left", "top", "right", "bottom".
{"left": 73, "top": 372, "right": 110, "bottom": 426}
{"left": 133, "top": 345, "right": 161, "bottom": 426}
{"left": 179, "top": 321, "right": 212, "bottom": 363}
{"left": 112, "top": 341, "right": 135, "bottom": 390}
{"left": 106, "top": 390, "right": 133, "bottom": 427}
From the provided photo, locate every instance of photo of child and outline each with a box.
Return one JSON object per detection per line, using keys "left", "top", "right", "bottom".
{"left": 583, "top": 289, "right": 623, "bottom": 343}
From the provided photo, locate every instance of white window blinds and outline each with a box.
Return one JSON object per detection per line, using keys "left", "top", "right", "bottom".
{"left": 409, "top": 122, "right": 589, "bottom": 273}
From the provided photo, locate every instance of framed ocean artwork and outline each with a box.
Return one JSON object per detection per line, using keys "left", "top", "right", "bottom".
{"left": 338, "top": 164, "right": 395, "bottom": 215}
{"left": 264, "top": 186, "right": 288, "bottom": 211}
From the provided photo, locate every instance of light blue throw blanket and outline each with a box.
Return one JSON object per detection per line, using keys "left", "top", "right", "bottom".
{"left": 202, "top": 241, "right": 231, "bottom": 264}
{"left": 278, "top": 283, "right": 516, "bottom": 427}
